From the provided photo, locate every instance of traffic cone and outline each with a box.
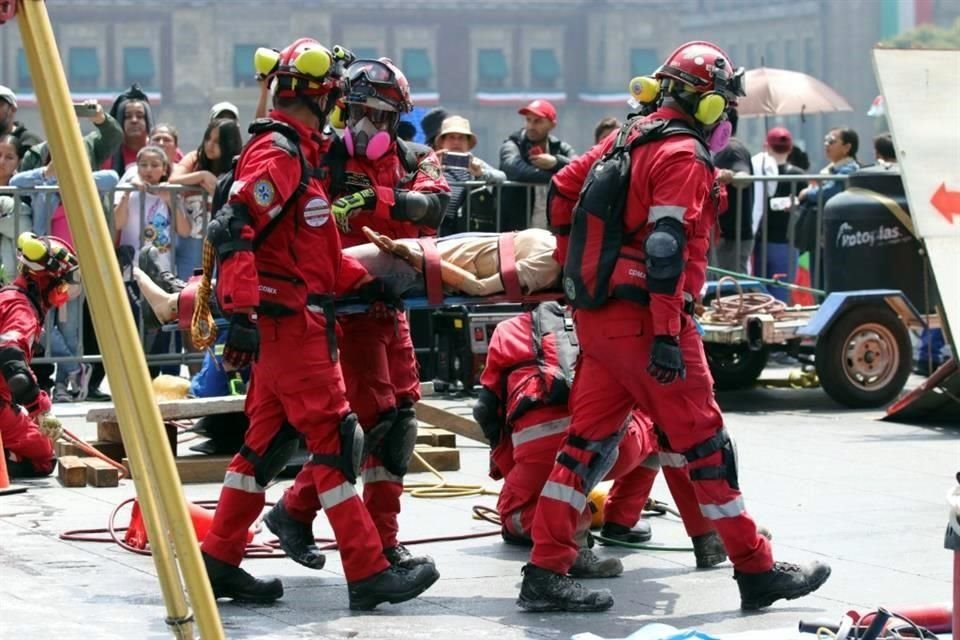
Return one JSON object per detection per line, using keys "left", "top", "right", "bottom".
{"left": 0, "top": 431, "right": 28, "bottom": 497}
{"left": 124, "top": 499, "right": 255, "bottom": 550}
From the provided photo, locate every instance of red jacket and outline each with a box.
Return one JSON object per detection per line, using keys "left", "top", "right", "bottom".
{"left": 326, "top": 139, "right": 450, "bottom": 247}
{"left": 0, "top": 283, "right": 51, "bottom": 414}
{"left": 216, "top": 111, "right": 368, "bottom": 313}
{"left": 551, "top": 107, "right": 717, "bottom": 337}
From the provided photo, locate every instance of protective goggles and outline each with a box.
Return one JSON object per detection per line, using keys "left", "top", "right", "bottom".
{"left": 347, "top": 60, "right": 398, "bottom": 87}
{"left": 714, "top": 66, "right": 746, "bottom": 100}
{"left": 346, "top": 103, "right": 396, "bottom": 127}
{"left": 18, "top": 233, "right": 81, "bottom": 284}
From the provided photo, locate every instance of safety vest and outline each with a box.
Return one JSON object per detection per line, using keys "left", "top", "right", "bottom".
{"left": 563, "top": 117, "right": 710, "bottom": 309}
{"left": 498, "top": 301, "right": 579, "bottom": 425}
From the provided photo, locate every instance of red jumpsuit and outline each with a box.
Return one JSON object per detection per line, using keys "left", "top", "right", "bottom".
{"left": 283, "top": 140, "right": 449, "bottom": 549}
{"left": 531, "top": 106, "right": 772, "bottom": 576}
{"left": 481, "top": 304, "right": 710, "bottom": 542}
{"left": 201, "top": 111, "right": 388, "bottom": 583}
{"left": 0, "top": 284, "right": 55, "bottom": 477}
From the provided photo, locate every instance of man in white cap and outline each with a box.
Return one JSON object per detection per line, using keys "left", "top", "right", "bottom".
{"left": 434, "top": 115, "right": 505, "bottom": 234}
{"left": 498, "top": 99, "right": 575, "bottom": 231}
{"left": 0, "top": 85, "right": 43, "bottom": 159}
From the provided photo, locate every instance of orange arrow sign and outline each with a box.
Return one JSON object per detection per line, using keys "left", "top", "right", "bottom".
{"left": 931, "top": 183, "right": 960, "bottom": 224}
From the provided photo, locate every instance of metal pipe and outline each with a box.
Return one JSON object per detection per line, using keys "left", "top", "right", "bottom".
{"left": 16, "top": 3, "right": 224, "bottom": 638}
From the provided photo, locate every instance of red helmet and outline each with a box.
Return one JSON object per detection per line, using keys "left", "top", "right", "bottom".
{"left": 17, "top": 233, "right": 80, "bottom": 284}
{"left": 269, "top": 38, "right": 339, "bottom": 98}
{"left": 344, "top": 58, "right": 413, "bottom": 113}
{"left": 655, "top": 41, "right": 745, "bottom": 103}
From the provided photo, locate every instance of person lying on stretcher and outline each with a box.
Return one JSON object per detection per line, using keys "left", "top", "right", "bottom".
{"left": 133, "top": 226, "right": 563, "bottom": 325}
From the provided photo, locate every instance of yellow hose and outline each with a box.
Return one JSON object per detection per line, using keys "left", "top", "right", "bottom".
{"left": 404, "top": 450, "right": 499, "bottom": 499}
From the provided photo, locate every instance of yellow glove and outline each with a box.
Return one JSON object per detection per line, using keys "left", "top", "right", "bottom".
{"left": 332, "top": 188, "right": 376, "bottom": 233}
{"left": 38, "top": 412, "right": 63, "bottom": 442}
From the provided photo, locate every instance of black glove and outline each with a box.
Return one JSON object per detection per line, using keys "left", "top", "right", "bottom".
{"left": 222, "top": 314, "right": 258, "bottom": 372}
{"left": 648, "top": 335, "right": 685, "bottom": 384}
{"left": 356, "top": 278, "right": 403, "bottom": 316}
{"left": 473, "top": 387, "right": 503, "bottom": 448}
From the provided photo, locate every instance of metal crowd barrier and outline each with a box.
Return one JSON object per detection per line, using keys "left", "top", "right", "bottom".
{"left": 0, "top": 172, "right": 842, "bottom": 374}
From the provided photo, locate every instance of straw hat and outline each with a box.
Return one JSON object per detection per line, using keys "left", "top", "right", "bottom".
{"left": 437, "top": 115, "right": 477, "bottom": 149}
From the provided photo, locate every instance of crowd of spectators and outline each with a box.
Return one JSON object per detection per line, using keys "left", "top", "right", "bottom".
{"left": 2, "top": 73, "right": 893, "bottom": 402}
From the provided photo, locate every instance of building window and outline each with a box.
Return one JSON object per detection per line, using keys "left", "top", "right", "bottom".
{"left": 630, "top": 48, "right": 658, "bottom": 78}
{"left": 530, "top": 48, "right": 560, "bottom": 90}
{"left": 746, "top": 43, "right": 757, "bottom": 68}
{"left": 68, "top": 47, "right": 100, "bottom": 91}
{"left": 803, "top": 37, "right": 817, "bottom": 75}
{"left": 123, "top": 47, "right": 155, "bottom": 89}
{"left": 233, "top": 44, "right": 259, "bottom": 87}
{"left": 17, "top": 49, "right": 31, "bottom": 90}
{"left": 353, "top": 47, "right": 379, "bottom": 60}
{"left": 477, "top": 48, "right": 509, "bottom": 90}
{"left": 784, "top": 40, "right": 797, "bottom": 70}
{"left": 763, "top": 43, "right": 777, "bottom": 68}
{"left": 726, "top": 44, "right": 740, "bottom": 69}
{"left": 402, "top": 48, "right": 432, "bottom": 91}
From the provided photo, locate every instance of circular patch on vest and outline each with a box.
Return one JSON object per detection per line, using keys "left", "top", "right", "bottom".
{"left": 253, "top": 179, "right": 275, "bottom": 207}
{"left": 563, "top": 276, "right": 576, "bottom": 300}
{"left": 303, "top": 197, "right": 330, "bottom": 227}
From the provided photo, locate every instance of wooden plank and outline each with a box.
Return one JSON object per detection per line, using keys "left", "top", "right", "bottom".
{"left": 57, "top": 456, "right": 87, "bottom": 487}
{"left": 416, "top": 427, "right": 456, "bottom": 448}
{"left": 88, "top": 440, "right": 126, "bottom": 462}
{"left": 86, "top": 396, "right": 246, "bottom": 423}
{"left": 55, "top": 440, "right": 82, "bottom": 458}
{"left": 81, "top": 457, "right": 119, "bottom": 488}
{"left": 97, "top": 422, "right": 178, "bottom": 456}
{"left": 123, "top": 455, "right": 232, "bottom": 484}
{"left": 414, "top": 401, "right": 488, "bottom": 444}
{"left": 407, "top": 446, "right": 460, "bottom": 473}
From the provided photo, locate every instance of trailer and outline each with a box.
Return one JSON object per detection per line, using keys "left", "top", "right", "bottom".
{"left": 701, "top": 281, "right": 927, "bottom": 409}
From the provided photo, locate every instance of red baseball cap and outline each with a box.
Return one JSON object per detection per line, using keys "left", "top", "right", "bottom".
{"left": 766, "top": 127, "right": 793, "bottom": 153}
{"left": 518, "top": 99, "right": 557, "bottom": 124}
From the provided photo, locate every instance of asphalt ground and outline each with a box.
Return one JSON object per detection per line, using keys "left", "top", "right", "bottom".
{"left": 0, "top": 371, "right": 956, "bottom": 640}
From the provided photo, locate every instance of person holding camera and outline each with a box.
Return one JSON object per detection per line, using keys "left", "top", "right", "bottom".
{"left": 434, "top": 115, "right": 505, "bottom": 235}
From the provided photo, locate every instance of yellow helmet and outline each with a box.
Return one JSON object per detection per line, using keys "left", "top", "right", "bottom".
{"left": 587, "top": 482, "right": 612, "bottom": 529}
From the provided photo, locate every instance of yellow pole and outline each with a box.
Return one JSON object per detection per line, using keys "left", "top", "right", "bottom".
{"left": 15, "top": 3, "right": 225, "bottom": 639}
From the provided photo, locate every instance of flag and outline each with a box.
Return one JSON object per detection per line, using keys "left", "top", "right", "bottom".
{"left": 791, "top": 252, "right": 816, "bottom": 307}
{"left": 867, "top": 95, "right": 886, "bottom": 117}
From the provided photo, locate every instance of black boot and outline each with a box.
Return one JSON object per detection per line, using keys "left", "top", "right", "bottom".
{"left": 384, "top": 544, "right": 435, "bottom": 569}
{"left": 203, "top": 551, "right": 283, "bottom": 603}
{"left": 599, "top": 520, "right": 652, "bottom": 545}
{"left": 735, "top": 560, "right": 831, "bottom": 610}
{"left": 501, "top": 526, "right": 533, "bottom": 547}
{"left": 692, "top": 531, "right": 727, "bottom": 568}
{"left": 517, "top": 563, "right": 614, "bottom": 612}
{"left": 138, "top": 245, "right": 187, "bottom": 294}
{"left": 568, "top": 548, "right": 623, "bottom": 579}
{"left": 348, "top": 563, "right": 440, "bottom": 611}
{"left": 263, "top": 499, "right": 326, "bottom": 570}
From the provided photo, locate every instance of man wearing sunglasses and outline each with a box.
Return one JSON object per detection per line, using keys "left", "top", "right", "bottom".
{"left": 274, "top": 57, "right": 449, "bottom": 577}
{"left": 201, "top": 39, "right": 439, "bottom": 610}
{"left": 0, "top": 233, "right": 78, "bottom": 479}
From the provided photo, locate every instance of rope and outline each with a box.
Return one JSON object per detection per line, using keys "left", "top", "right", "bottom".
{"left": 190, "top": 239, "right": 218, "bottom": 350}
{"left": 403, "top": 450, "right": 499, "bottom": 499}
{"left": 701, "top": 275, "right": 788, "bottom": 324}
{"left": 707, "top": 265, "right": 826, "bottom": 296}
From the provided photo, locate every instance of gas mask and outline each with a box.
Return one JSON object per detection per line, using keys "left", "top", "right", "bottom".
{"left": 343, "top": 104, "right": 395, "bottom": 161}
{"left": 707, "top": 118, "right": 733, "bottom": 154}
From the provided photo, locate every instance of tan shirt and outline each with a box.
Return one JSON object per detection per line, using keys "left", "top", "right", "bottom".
{"left": 437, "top": 228, "right": 560, "bottom": 294}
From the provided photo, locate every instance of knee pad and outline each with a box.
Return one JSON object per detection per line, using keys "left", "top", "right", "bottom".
{"left": 240, "top": 421, "right": 300, "bottom": 487}
{"left": 683, "top": 429, "right": 739, "bottom": 491}
{"left": 557, "top": 427, "right": 626, "bottom": 493}
{"left": 382, "top": 405, "right": 418, "bottom": 477}
{"left": 311, "top": 413, "right": 365, "bottom": 484}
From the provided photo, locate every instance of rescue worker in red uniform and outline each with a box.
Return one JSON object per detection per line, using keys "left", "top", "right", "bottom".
{"left": 271, "top": 58, "right": 450, "bottom": 571}
{"left": 518, "top": 41, "right": 831, "bottom": 612}
{"left": 474, "top": 301, "right": 729, "bottom": 573}
{"left": 0, "top": 233, "right": 75, "bottom": 478}
{"left": 199, "top": 39, "right": 438, "bottom": 610}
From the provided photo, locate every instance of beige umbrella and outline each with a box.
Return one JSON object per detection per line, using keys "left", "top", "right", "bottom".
{"left": 738, "top": 67, "right": 853, "bottom": 117}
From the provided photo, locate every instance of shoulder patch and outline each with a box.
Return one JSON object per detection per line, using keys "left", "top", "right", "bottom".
{"left": 419, "top": 160, "right": 442, "bottom": 180}
{"left": 253, "top": 179, "right": 275, "bottom": 207}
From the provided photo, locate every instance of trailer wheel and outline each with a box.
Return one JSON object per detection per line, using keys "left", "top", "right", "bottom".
{"left": 815, "top": 304, "right": 911, "bottom": 408}
{"left": 706, "top": 344, "right": 769, "bottom": 391}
